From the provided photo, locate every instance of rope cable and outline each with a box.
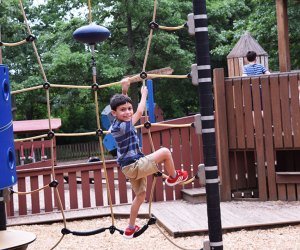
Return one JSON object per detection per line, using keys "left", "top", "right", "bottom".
{"left": 88, "top": 0, "right": 92, "bottom": 24}
{"left": 1, "top": 40, "right": 27, "bottom": 47}
{"left": 10, "top": 0, "right": 199, "bottom": 247}
{"left": 158, "top": 24, "right": 186, "bottom": 31}
{"left": 19, "top": 0, "right": 48, "bottom": 83}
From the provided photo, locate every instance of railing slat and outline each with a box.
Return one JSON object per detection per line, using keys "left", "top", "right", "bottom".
{"left": 279, "top": 74, "right": 293, "bottom": 147}
{"left": 233, "top": 78, "right": 246, "bottom": 149}
{"left": 30, "top": 176, "right": 40, "bottom": 214}
{"left": 68, "top": 172, "right": 78, "bottom": 209}
{"left": 81, "top": 171, "right": 91, "bottom": 208}
{"left": 252, "top": 77, "right": 267, "bottom": 200}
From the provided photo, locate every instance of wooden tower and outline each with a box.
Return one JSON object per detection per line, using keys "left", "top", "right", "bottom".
{"left": 227, "top": 32, "right": 269, "bottom": 77}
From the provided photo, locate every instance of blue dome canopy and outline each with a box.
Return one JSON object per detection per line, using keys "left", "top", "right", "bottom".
{"left": 73, "top": 24, "right": 110, "bottom": 45}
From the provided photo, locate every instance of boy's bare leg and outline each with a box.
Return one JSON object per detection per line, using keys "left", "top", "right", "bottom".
{"left": 129, "top": 191, "right": 146, "bottom": 227}
{"left": 148, "top": 147, "right": 176, "bottom": 177}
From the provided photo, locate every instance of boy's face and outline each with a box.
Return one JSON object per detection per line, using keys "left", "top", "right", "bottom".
{"left": 111, "top": 102, "right": 133, "bottom": 122}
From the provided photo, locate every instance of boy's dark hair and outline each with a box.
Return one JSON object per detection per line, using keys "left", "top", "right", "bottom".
{"left": 110, "top": 94, "right": 133, "bottom": 111}
{"left": 246, "top": 51, "right": 257, "bottom": 62}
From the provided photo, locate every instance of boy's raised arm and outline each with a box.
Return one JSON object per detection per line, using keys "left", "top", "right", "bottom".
{"left": 121, "top": 77, "right": 131, "bottom": 96}
{"left": 132, "top": 86, "right": 148, "bottom": 125}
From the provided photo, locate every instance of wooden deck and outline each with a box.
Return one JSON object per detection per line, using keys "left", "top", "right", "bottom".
{"left": 7, "top": 200, "right": 300, "bottom": 237}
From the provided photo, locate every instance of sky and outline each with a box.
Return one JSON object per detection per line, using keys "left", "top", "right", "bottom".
{"left": 33, "top": 0, "right": 47, "bottom": 6}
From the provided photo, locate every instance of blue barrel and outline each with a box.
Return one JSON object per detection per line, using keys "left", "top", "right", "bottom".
{"left": 0, "top": 65, "right": 17, "bottom": 189}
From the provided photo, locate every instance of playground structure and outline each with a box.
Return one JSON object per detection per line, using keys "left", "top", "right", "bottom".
{"left": 1, "top": 0, "right": 223, "bottom": 249}
{"left": 0, "top": 0, "right": 298, "bottom": 250}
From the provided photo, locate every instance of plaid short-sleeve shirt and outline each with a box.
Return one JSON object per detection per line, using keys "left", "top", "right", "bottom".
{"left": 110, "top": 119, "right": 144, "bottom": 167}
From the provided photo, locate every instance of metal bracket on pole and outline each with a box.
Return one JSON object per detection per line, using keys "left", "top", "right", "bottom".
{"left": 191, "top": 64, "right": 198, "bottom": 86}
{"left": 197, "top": 163, "right": 206, "bottom": 186}
{"left": 187, "top": 13, "right": 195, "bottom": 35}
{"left": 194, "top": 114, "right": 202, "bottom": 134}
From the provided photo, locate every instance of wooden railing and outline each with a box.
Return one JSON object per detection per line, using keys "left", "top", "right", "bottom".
{"left": 214, "top": 68, "right": 300, "bottom": 201}
{"left": 7, "top": 116, "right": 204, "bottom": 217}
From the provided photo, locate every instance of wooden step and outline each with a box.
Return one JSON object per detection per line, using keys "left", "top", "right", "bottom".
{"left": 181, "top": 187, "right": 206, "bottom": 204}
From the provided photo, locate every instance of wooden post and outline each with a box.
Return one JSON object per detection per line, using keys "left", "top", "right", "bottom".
{"left": 276, "top": 0, "right": 291, "bottom": 72}
{"left": 213, "top": 68, "right": 231, "bottom": 201}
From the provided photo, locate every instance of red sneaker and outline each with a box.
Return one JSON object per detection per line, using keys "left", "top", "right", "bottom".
{"left": 123, "top": 225, "right": 140, "bottom": 239}
{"left": 165, "top": 170, "right": 188, "bottom": 186}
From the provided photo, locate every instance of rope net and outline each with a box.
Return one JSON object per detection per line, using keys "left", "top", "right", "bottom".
{"left": 7, "top": 1, "right": 199, "bottom": 249}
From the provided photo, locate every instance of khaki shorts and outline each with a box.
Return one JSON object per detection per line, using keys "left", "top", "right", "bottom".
{"left": 122, "top": 155, "right": 158, "bottom": 195}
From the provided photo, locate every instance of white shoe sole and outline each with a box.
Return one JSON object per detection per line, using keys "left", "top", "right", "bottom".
{"left": 165, "top": 175, "right": 188, "bottom": 186}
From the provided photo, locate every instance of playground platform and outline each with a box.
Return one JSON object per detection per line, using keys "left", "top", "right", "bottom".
{"left": 7, "top": 200, "right": 300, "bottom": 237}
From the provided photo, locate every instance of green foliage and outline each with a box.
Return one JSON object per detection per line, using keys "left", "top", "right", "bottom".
{"left": 2, "top": 0, "right": 300, "bottom": 144}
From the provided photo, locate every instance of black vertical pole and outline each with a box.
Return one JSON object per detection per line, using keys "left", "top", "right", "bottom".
{"left": 0, "top": 190, "right": 7, "bottom": 231}
{"left": 192, "top": 1, "right": 223, "bottom": 249}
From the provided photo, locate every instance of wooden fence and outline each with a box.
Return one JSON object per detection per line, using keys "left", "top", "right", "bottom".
{"left": 214, "top": 68, "right": 300, "bottom": 201}
{"left": 7, "top": 116, "right": 203, "bottom": 217}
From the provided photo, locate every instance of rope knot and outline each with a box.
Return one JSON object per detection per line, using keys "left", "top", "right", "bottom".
{"left": 61, "top": 228, "right": 71, "bottom": 235}
{"left": 26, "top": 34, "right": 36, "bottom": 42}
{"left": 140, "top": 71, "right": 147, "bottom": 79}
{"left": 149, "top": 21, "right": 159, "bottom": 29}
{"left": 144, "top": 121, "right": 151, "bottom": 129}
{"left": 91, "top": 83, "right": 99, "bottom": 91}
{"left": 96, "top": 129, "right": 103, "bottom": 136}
{"left": 47, "top": 131, "right": 55, "bottom": 139}
{"left": 49, "top": 180, "right": 59, "bottom": 188}
{"left": 43, "top": 82, "right": 51, "bottom": 90}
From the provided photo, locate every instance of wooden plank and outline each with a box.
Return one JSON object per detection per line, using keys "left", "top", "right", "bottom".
{"left": 6, "top": 196, "right": 14, "bottom": 217}
{"left": 261, "top": 76, "right": 277, "bottom": 200}
{"left": 18, "top": 178, "right": 27, "bottom": 215}
{"left": 81, "top": 171, "right": 91, "bottom": 208}
{"left": 233, "top": 57, "right": 240, "bottom": 76}
{"left": 214, "top": 69, "right": 231, "bottom": 200}
{"left": 171, "top": 128, "right": 183, "bottom": 199}
{"left": 252, "top": 77, "right": 267, "bottom": 200}
{"left": 286, "top": 184, "right": 296, "bottom": 201}
{"left": 233, "top": 78, "right": 246, "bottom": 148}
{"left": 190, "top": 128, "right": 202, "bottom": 188}
{"left": 181, "top": 127, "right": 193, "bottom": 189}
{"left": 270, "top": 75, "right": 283, "bottom": 148}
{"left": 276, "top": 0, "right": 291, "bottom": 72}
{"left": 117, "top": 168, "right": 128, "bottom": 204}
{"left": 43, "top": 174, "right": 53, "bottom": 212}
{"left": 276, "top": 172, "right": 300, "bottom": 184}
{"left": 289, "top": 74, "right": 300, "bottom": 147}
{"left": 68, "top": 172, "right": 78, "bottom": 209}
{"left": 242, "top": 78, "right": 255, "bottom": 148}
{"left": 30, "top": 176, "right": 40, "bottom": 214}
{"left": 227, "top": 58, "right": 234, "bottom": 77}
{"left": 279, "top": 74, "right": 293, "bottom": 148}
{"left": 142, "top": 131, "right": 154, "bottom": 202}
{"left": 151, "top": 132, "right": 164, "bottom": 202}
{"left": 225, "top": 79, "right": 237, "bottom": 149}
{"left": 93, "top": 169, "right": 104, "bottom": 206}
{"left": 277, "top": 183, "right": 287, "bottom": 200}
{"left": 106, "top": 167, "right": 116, "bottom": 205}
{"left": 55, "top": 173, "right": 65, "bottom": 210}
{"left": 161, "top": 129, "right": 174, "bottom": 200}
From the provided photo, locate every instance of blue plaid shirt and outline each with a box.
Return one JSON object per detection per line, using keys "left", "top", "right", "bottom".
{"left": 110, "top": 119, "right": 144, "bottom": 167}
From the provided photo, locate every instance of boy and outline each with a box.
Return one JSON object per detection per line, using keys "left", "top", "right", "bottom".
{"left": 242, "top": 51, "right": 270, "bottom": 76}
{"left": 109, "top": 78, "right": 188, "bottom": 239}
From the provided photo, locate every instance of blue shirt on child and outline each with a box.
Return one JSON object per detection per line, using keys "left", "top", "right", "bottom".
{"left": 110, "top": 119, "right": 144, "bottom": 168}
{"left": 243, "top": 63, "right": 267, "bottom": 76}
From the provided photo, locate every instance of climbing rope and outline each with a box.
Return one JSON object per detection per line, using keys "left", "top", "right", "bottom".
{"left": 9, "top": 0, "right": 199, "bottom": 249}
